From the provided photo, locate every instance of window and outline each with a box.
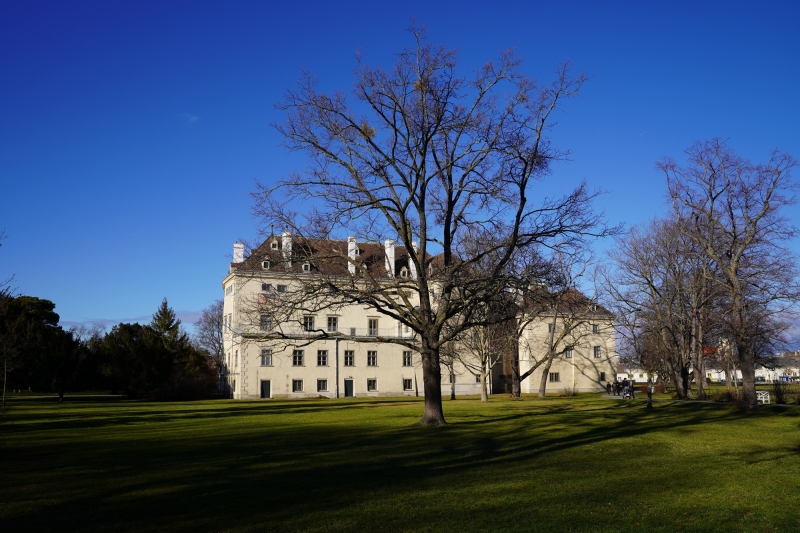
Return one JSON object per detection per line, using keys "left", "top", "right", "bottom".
{"left": 271, "top": 241, "right": 278, "bottom": 250}
{"left": 260, "top": 315, "right": 271, "bottom": 330}
{"left": 260, "top": 349, "right": 272, "bottom": 366}
{"left": 639, "top": 373, "right": 644, "bottom": 379}
{"left": 354, "top": 248, "right": 361, "bottom": 256}
{"left": 367, "top": 379, "right": 377, "bottom": 391}
{"left": 277, "top": 284, "right": 287, "bottom": 292}
{"left": 235, "top": 350, "right": 238, "bottom": 367}
{"left": 368, "top": 319, "right": 378, "bottom": 336}
{"left": 232, "top": 379, "right": 236, "bottom": 392}
{"left": 400, "top": 267, "right": 408, "bottom": 278}
{"left": 302, "top": 262, "right": 311, "bottom": 272}
{"left": 292, "top": 350, "right": 304, "bottom": 366}
{"left": 261, "top": 283, "right": 272, "bottom": 291}
{"left": 292, "top": 379, "right": 303, "bottom": 392}
{"left": 565, "top": 347, "right": 573, "bottom": 359}
{"left": 548, "top": 323, "right": 554, "bottom": 333}
{"left": 403, "top": 378, "right": 413, "bottom": 390}
{"left": 317, "top": 379, "right": 328, "bottom": 392}
{"left": 367, "top": 351, "right": 377, "bottom": 366}
{"left": 261, "top": 260, "right": 270, "bottom": 270}
{"left": 591, "top": 304, "right": 598, "bottom": 311}
{"left": 402, "top": 351, "right": 413, "bottom": 367}
{"left": 549, "top": 372, "right": 560, "bottom": 382}
{"left": 327, "top": 317, "right": 338, "bottom": 332}
{"left": 350, "top": 327, "right": 357, "bottom": 336}
{"left": 476, "top": 375, "right": 481, "bottom": 383}
{"left": 317, "top": 350, "right": 328, "bottom": 366}
{"left": 344, "top": 350, "right": 354, "bottom": 366}
{"left": 592, "top": 324, "right": 599, "bottom": 334}
{"left": 600, "top": 372, "right": 606, "bottom": 381}
{"left": 303, "top": 316, "right": 315, "bottom": 332}
{"left": 593, "top": 346, "right": 601, "bottom": 358}
{"left": 225, "top": 284, "right": 233, "bottom": 295}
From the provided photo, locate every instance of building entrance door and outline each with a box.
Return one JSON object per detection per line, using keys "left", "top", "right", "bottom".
{"left": 260, "top": 380, "right": 271, "bottom": 399}
{"left": 344, "top": 379, "right": 354, "bottom": 397}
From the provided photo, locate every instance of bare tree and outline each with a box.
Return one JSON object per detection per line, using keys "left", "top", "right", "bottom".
{"left": 193, "top": 300, "right": 224, "bottom": 393}
{"left": 604, "top": 218, "right": 720, "bottom": 399}
{"left": 250, "top": 27, "right": 611, "bottom": 425}
{"left": 661, "top": 139, "right": 800, "bottom": 409}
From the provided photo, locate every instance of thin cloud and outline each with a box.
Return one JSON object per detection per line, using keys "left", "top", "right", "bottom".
{"left": 183, "top": 113, "right": 200, "bottom": 123}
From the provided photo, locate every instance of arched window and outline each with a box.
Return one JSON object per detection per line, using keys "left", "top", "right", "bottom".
{"left": 302, "top": 262, "right": 311, "bottom": 272}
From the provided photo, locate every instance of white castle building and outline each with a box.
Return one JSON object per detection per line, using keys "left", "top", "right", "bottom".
{"left": 221, "top": 235, "right": 615, "bottom": 399}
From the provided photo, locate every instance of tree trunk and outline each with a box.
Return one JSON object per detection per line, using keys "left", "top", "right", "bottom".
{"left": 419, "top": 344, "right": 446, "bottom": 426}
{"left": 737, "top": 343, "right": 758, "bottom": 410}
{"left": 646, "top": 383, "right": 653, "bottom": 409}
{"left": 450, "top": 370, "right": 456, "bottom": 401}
{"left": 480, "top": 369, "right": 488, "bottom": 402}
{"left": 510, "top": 340, "right": 521, "bottom": 398}
{"left": 681, "top": 366, "right": 692, "bottom": 399}
{"left": 538, "top": 355, "right": 555, "bottom": 398}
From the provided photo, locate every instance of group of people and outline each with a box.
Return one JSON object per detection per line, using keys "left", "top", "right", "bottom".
{"left": 605, "top": 378, "right": 635, "bottom": 399}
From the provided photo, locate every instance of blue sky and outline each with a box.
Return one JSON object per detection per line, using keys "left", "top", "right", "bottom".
{"left": 1, "top": 0, "right": 798, "bottom": 331}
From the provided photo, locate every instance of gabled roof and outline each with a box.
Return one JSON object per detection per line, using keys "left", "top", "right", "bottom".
{"left": 231, "top": 236, "right": 442, "bottom": 279}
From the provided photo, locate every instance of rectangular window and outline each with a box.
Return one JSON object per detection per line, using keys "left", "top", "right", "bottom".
{"left": 235, "top": 350, "right": 238, "bottom": 367}
{"left": 260, "top": 349, "right": 272, "bottom": 366}
{"left": 475, "top": 375, "right": 481, "bottom": 383}
{"left": 303, "top": 316, "right": 315, "bottom": 332}
{"left": 327, "top": 317, "right": 338, "bottom": 332}
{"left": 592, "top": 324, "right": 600, "bottom": 334}
{"left": 350, "top": 327, "right": 357, "bottom": 336}
{"left": 403, "top": 378, "right": 413, "bottom": 390}
{"left": 317, "top": 379, "right": 328, "bottom": 392}
{"left": 367, "top": 379, "right": 377, "bottom": 391}
{"left": 368, "top": 319, "right": 378, "bottom": 336}
{"left": 260, "top": 315, "right": 271, "bottom": 330}
{"left": 600, "top": 372, "right": 606, "bottom": 382}
{"left": 344, "top": 350, "right": 354, "bottom": 366}
{"left": 565, "top": 347, "right": 573, "bottom": 359}
{"left": 292, "top": 379, "right": 303, "bottom": 392}
{"left": 549, "top": 372, "right": 560, "bottom": 382}
{"left": 317, "top": 350, "right": 328, "bottom": 366}
{"left": 261, "top": 283, "right": 272, "bottom": 291}
{"left": 594, "top": 346, "right": 601, "bottom": 358}
{"left": 292, "top": 350, "right": 304, "bottom": 366}
{"left": 367, "top": 351, "right": 377, "bottom": 366}
{"left": 277, "top": 284, "right": 287, "bottom": 293}
{"left": 402, "top": 351, "right": 413, "bottom": 367}
{"left": 548, "top": 323, "right": 554, "bottom": 333}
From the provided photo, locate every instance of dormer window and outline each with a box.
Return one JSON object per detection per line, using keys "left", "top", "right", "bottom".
{"left": 270, "top": 241, "right": 278, "bottom": 250}
{"left": 400, "top": 267, "right": 408, "bottom": 278}
{"left": 354, "top": 248, "right": 361, "bottom": 256}
{"left": 262, "top": 260, "right": 271, "bottom": 270}
{"left": 302, "top": 262, "right": 311, "bottom": 272}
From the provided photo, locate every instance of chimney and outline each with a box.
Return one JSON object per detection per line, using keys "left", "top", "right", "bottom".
{"left": 233, "top": 242, "right": 244, "bottom": 263}
{"left": 347, "top": 236, "right": 357, "bottom": 275}
{"left": 409, "top": 241, "right": 418, "bottom": 280}
{"left": 282, "top": 232, "right": 292, "bottom": 267}
{"left": 384, "top": 239, "right": 395, "bottom": 277}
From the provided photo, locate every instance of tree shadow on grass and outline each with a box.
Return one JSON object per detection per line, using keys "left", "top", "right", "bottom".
{"left": 2, "top": 398, "right": 796, "bottom": 532}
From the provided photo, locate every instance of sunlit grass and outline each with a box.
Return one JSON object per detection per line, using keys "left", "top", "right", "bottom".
{"left": 2, "top": 394, "right": 799, "bottom": 532}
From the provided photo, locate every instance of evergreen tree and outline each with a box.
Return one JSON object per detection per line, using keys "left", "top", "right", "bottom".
{"left": 150, "top": 298, "right": 188, "bottom": 350}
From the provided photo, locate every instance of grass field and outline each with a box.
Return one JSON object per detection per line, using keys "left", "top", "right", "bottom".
{"left": 2, "top": 394, "right": 799, "bottom": 532}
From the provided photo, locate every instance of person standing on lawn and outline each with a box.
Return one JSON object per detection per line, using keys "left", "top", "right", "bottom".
{"left": 606, "top": 382, "right": 612, "bottom": 395}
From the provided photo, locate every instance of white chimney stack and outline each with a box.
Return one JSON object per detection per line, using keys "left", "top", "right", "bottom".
{"left": 385, "top": 239, "right": 395, "bottom": 277}
{"left": 347, "top": 236, "right": 357, "bottom": 275}
{"left": 410, "top": 240, "right": 418, "bottom": 280}
{"left": 282, "top": 232, "right": 292, "bottom": 267}
{"left": 233, "top": 242, "right": 244, "bottom": 263}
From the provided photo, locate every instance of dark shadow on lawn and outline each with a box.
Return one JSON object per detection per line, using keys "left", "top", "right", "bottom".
{"left": 2, "top": 398, "right": 792, "bottom": 532}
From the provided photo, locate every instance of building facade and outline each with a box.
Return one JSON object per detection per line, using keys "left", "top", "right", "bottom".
{"left": 222, "top": 236, "right": 615, "bottom": 399}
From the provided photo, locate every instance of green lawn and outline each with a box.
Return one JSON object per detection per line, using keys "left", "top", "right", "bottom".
{"left": 2, "top": 395, "right": 799, "bottom": 532}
